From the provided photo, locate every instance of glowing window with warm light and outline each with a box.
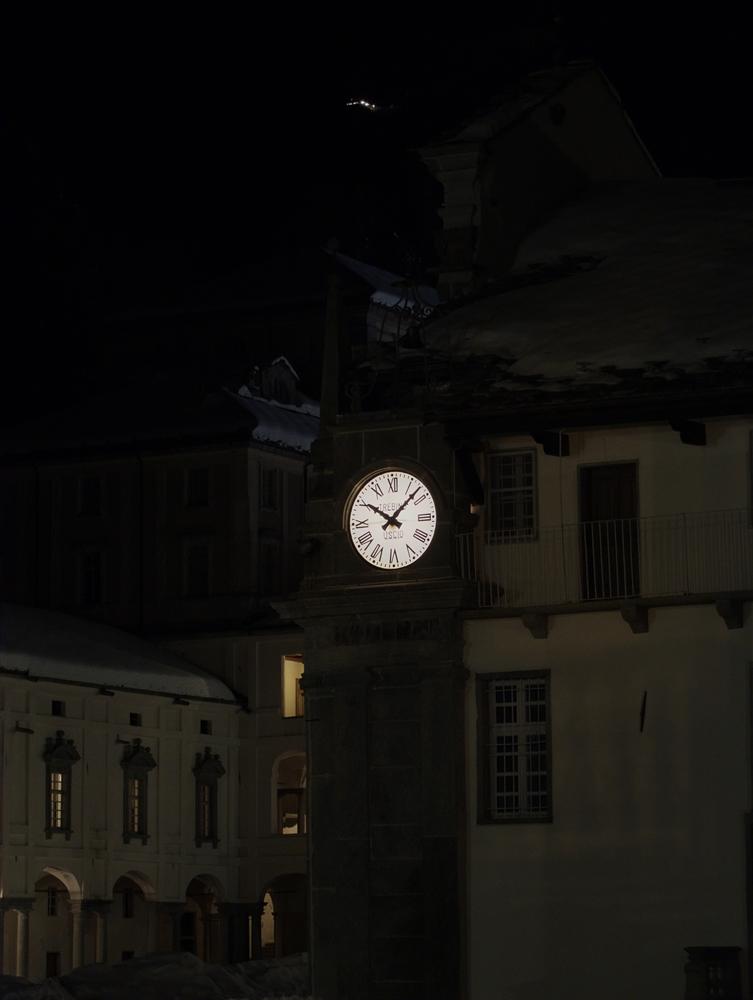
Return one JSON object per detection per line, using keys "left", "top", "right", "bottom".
{"left": 281, "top": 655, "right": 304, "bottom": 718}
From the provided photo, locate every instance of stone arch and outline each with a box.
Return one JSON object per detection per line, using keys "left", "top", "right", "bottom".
{"left": 42, "top": 866, "right": 82, "bottom": 902}
{"left": 109, "top": 871, "right": 157, "bottom": 962}
{"left": 259, "top": 872, "right": 307, "bottom": 958}
{"left": 270, "top": 751, "right": 307, "bottom": 835}
{"left": 29, "top": 868, "right": 81, "bottom": 978}
{"left": 182, "top": 874, "right": 226, "bottom": 962}
{"left": 110, "top": 869, "right": 157, "bottom": 902}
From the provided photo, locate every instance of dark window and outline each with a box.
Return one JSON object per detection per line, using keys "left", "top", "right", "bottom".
{"left": 277, "top": 787, "right": 306, "bottom": 835}
{"left": 79, "top": 550, "right": 103, "bottom": 605}
{"left": 275, "top": 753, "right": 307, "bottom": 835}
{"left": 199, "top": 719, "right": 212, "bottom": 735}
{"left": 129, "top": 712, "right": 142, "bottom": 727}
{"left": 197, "top": 782, "right": 213, "bottom": 839}
{"left": 51, "top": 700, "right": 65, "bottom": 717}
{"left": 259, "top": 539, "right": 282, "bottom": 595}
{"left": 77, "top": 475, "right": 102, "bottom": 517}
{"left": 180, "top": 911, "right": 196, "bottom": 953}
{"left": 260, "top": 467, "right": 280, "bottom": 511}
{"left": 47, "top": 888, "right": 58, "bottom": 916}
{"left": 121, "top": 950, "right": 135, "bottom": 962}
{"left": 184, "top": 543, "right": 209, "bottom": 598}
{"left": 487, "top": 451, "right": 537, "bottom": 541}
{"left": 186, "top": 468, "right": 210, "bottom": 508}
{"left": 43, "top": 731, "right": 80, "bottom": 839}
{"left": 193, "top": 747, "right": 225, "bottom": 847}
{"left": 477, "top": 672, "right": 552, "bottom": 823}
{"left": 122, "top": 890, "right": 134, "bottom": 919}
{"left": 46, "top": 952, "right": 61, "bottom": 977}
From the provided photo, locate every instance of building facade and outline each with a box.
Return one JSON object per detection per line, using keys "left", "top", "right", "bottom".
{"left": 282, "top": 68, "right": 753, "bottom": 1000}
{"left": 0, "top": 359, "right": 314, "bottom": 978}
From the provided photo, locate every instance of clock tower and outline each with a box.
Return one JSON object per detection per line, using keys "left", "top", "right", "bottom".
{"left": 277, "top": 269, "right": 475, "bottom": 1000}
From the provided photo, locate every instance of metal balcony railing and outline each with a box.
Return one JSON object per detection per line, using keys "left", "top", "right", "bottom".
{"left": 457, "top": 509, "right": 753, "bottom": 609}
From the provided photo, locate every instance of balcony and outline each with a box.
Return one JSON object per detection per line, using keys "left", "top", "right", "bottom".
{"left": 457, "top": 509, "right": 753, "bottom": 611}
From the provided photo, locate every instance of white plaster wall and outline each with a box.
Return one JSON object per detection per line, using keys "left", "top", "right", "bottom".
{"left": 0, "top": 678, "right": 240, "bottom": 978}
{"left": 465, "top": 603, "right": 752, "bottom": 1000}
{"left": 161, "top": 632, "right": 307, "bottom": 903}
{"left": 483, "top": 417, "right": 752, "bottom": 529}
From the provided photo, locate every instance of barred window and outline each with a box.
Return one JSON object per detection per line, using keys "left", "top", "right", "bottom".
{"left": 193, "top": 747, "right": 225, "bottom": 847}
{"left": 126, "top": 777, "right": 145, "bottom": 836}
{"left": 487, "top": 451, "right": 537, "bottom": 541}
{"left": 120, "top": 738, "right": 156, "bottom": 844}
{"left": 43, "top": 731, "right": 80, "bottom": 839}
{"left": 477, "top": 672, "right": 551, "bottom": 822}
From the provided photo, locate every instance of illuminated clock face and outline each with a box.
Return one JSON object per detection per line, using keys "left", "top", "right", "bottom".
{"left": 347, "top": 470, "right": 437, "bottom": 570}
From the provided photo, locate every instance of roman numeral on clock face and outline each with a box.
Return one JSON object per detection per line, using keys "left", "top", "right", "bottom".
{"left": 349, "top": 471, "right": 436, "bottom": 570}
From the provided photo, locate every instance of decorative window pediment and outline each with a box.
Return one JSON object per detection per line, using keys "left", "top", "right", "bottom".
{"left": 121, "top": 738, "right": 157, "bottom": 775}
{"left": 192, "top": 747, "right": 225, "bottom": 783}
{"left": 43, "top": 731, "right": 81, "bottom": 768}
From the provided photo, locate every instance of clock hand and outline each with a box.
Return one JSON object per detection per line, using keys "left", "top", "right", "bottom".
{"left": 390, "top": 484, "right": 422, "bottom": 521}
{"left": 362, "top": 502, "right": 402, "bottom": 529}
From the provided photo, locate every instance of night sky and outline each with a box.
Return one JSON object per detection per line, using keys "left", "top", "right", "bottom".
{"left": 4, "top": 13, "right": 751, "bottom": 424}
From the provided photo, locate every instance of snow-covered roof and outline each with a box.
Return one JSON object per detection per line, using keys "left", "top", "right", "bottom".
{"left": 379, "top": 180, "right": 752, "bottom": 417}
{"left": 0, "top": 375, "right": 320, "bottom": 460}
{"left": 334, "top": 251, "right": 440, "bottom": 313}
{"left": 0, "top": 604, "right": 236, "bottom": 701}
{"left": 229, "top": 390, "right": 319, "bottom": 452}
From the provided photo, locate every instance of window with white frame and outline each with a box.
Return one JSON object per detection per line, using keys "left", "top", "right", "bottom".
{"left": 477, "top": 672, "right": 551, "bottom": 822}
{"left": 487, "top": 450, "right": 537, "bottom": 541}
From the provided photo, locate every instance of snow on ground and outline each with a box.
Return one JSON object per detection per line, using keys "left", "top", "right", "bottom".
{"left": 0, "top": 953, "right": 310, "bottom": 1000}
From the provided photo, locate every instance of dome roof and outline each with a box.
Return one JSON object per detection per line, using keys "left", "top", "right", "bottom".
{"left": 0, "top": 604, "right": 235, "bottom": 702}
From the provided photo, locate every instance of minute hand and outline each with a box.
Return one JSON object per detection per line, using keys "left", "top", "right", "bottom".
{"left": 391, "top": 484, "right": 423, "bottom": 521}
